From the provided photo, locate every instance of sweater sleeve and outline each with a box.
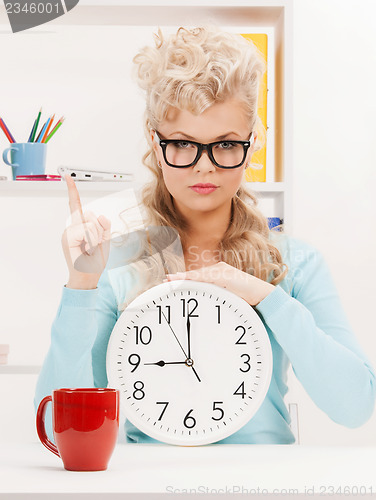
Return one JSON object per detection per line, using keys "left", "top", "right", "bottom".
{"left": 255, "top": 238, "right": 376, "bottom": 428}
{"left": 34, "top": 268, "right": 119, "bottom": 440}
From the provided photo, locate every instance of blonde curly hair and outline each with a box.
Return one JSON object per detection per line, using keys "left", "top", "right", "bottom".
{"left": 113, "top": 25, "right": 287, "bottom": 311}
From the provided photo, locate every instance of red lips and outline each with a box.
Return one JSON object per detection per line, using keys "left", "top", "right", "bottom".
{"left": 191, "top": 183, "right": 218, "bottom": 188}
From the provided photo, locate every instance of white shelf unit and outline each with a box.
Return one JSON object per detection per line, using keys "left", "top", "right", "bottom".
{"left": 49, "top": 0, "right": 293, "bottom": 231}
{"left": 0, "top": 0, "right": 293, "bottom": 375}
{"left": 0, "top": 0, "right": 293, "bottom": 226}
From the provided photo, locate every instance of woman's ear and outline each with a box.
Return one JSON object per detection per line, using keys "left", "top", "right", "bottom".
{"left": 150, "top": 129, "right": 158, "bottom": 154}
{"left": 251, "top": 131, "right": 257, "bottom": 146}
{"left": 245, "top": 131, "right": 257, "bottom": 166}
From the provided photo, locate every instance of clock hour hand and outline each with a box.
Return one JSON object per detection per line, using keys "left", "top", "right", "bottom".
{"left": 144, "top": 359, "right": 202, "bottom": 381}
{"left": 144, "top": 360, "right": 186, "bottom": 367}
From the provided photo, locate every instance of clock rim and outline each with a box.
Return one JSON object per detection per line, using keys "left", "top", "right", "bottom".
{"left": 106, "top": 279, "right": 273, "bottom": 446}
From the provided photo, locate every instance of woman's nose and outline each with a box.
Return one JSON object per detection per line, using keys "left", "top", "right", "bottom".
{"left": 192, "top": 149, "right": 216, "bottom": 172}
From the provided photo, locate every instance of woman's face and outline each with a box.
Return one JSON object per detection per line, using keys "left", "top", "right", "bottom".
{"left": 152, "top": 99, "right": 256, "bottom": 221}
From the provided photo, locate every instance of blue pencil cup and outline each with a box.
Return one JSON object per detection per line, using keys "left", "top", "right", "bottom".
{"left": 2, "top": 142, "right": 47, "bottom": 180}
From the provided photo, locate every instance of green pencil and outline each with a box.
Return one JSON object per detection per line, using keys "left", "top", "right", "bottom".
{"left": 30, "top": 107, "right": 42, "bottom": 142}
{"left": 44, "top": 117, "right": 65, "bottom": 143}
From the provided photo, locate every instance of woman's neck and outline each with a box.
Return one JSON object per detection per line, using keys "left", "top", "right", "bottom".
{"left": 183, "top": 205, "right": 232, "bottom": 248}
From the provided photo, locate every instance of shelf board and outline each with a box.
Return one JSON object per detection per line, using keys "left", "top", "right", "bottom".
{"left": 0, "top": 365, "right": 41, "bottom": 375}
{"left": 0, "top": 180, "right": 285, "bottom": 196}
{"left": 0, "top": 2, "right": 288, "bottom": 28}
{"left": 0, "top": 180, "right": 140, "bottom": 193}
{"left": 250, "top": 182, "right": 285, "bottom": 193}
{"left": 78, "top": 0, "right": 288, "bottom": 5}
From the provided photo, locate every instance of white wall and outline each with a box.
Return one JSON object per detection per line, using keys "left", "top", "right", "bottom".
{"left": 0, "top": 0, "right": 375, "bottom": 446}
{"left": 291, "top": 0, "right": 376, "bottom": 445}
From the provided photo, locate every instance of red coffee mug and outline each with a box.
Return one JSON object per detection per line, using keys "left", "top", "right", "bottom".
{"left": 36, "top": 388, "right": 119, "bottom": 471}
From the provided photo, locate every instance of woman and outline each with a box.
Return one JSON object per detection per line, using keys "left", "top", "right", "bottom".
{"left": 35, "top": 26, "right": 375, "bottom": 444}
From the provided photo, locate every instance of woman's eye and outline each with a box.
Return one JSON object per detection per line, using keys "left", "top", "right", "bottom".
{"left": 219, "top": 141, "right": 236, "bottom": 149}
{"left": 175, "top": 141, "right": 192, "bottom": 149}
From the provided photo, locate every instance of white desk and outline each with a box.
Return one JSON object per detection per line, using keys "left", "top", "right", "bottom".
{"left": 1, "top": 443, "right": 375, "bottom": 498}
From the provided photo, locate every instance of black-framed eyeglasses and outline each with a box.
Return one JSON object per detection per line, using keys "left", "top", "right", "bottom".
{"left": 154, "top": 131, "right": 253, "bottom": 169}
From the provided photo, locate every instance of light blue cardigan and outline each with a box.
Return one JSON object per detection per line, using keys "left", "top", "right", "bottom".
{"left": 34, "top": 232, "right": 376, "bottom": 444}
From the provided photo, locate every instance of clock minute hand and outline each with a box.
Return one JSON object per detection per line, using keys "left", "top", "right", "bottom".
{"left": 187, "top": 314, "right": 191, "bottom": 359}
{"left": 185, "top": 308, "right": 201, "bottom": 383}
{"left": 160, "top": 309, "right": 201, "bottom": 382}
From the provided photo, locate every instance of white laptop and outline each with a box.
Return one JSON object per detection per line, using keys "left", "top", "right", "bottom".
{"left": 58, "top": 166, "right": 134, "bottom": 182}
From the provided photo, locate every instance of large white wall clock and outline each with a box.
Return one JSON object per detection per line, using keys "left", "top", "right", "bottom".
{"left": 106, "top": 279, "right": 273, "bottom": 446}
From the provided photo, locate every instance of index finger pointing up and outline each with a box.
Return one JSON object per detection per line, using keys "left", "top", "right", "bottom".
{"left": 65, "top": 174, "right": 84, "bottom": 224}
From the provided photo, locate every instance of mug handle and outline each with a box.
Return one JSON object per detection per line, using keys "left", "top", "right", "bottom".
{"left": 2, "top": 147, "right": 19, "bottom": 168}
{"left": 36, "top": 396, "right": 60, "bottom": 457}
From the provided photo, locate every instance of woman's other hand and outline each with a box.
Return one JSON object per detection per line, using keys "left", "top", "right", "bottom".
{"left": 165, "top": 261, "right": 274, "bottom": 306}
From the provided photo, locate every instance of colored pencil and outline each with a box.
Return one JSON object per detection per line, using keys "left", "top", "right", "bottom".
{"left": 44, "top": 117, "right": 64, "bottom": 143}
{"left": 36, "top": 118, "right": 50, "bottom": 143}
{"left": 35, "top": 119, "right": 48, "bottom": 143}
{"left": 41, "top": 114, "right": 54, "bottom": 143}
{"left": 30, "top": 107, "right": 42, "bottom": 142}
{"left": 0, "top": 118, "right": 13, "bottom": 142}
{"left": 0, "top": 117, "right": 16, "bottom": 143}
{"left": 28, "top": 118, "right": 37, "bottom": 142}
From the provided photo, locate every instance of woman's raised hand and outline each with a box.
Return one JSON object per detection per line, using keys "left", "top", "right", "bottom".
{"left": 61, "top": 174, "right": 112, "bottom": 289}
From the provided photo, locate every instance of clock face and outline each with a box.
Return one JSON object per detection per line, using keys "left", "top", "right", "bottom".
{"left": 106, "top": 279, "right": 273, "bottom": 446}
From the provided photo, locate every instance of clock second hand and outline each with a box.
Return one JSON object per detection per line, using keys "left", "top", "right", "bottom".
{"left": 161, "top": 310, "right": 202, "bottom": 382}
{"left": 161, "top": 310, "right": 188, "bottom": 358}
{"left": 191, "top": 365, "right": 201, "bottom": 382}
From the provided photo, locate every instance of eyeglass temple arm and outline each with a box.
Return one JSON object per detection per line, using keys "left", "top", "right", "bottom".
{"left": 151, "top": 130, "right": 161, "bottom": 145}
